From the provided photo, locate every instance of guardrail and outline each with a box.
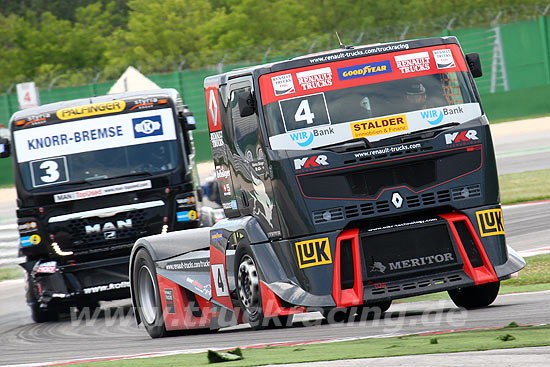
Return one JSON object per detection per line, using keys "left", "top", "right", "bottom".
{"left": 0, "top": 223, "right": 22, "bottom": 268}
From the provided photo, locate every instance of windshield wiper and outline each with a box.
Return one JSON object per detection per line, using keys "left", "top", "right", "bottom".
{"left": 99, "top": 170, "right": 154, "bottom": 181}
{"left": 313, "top": 137, "right": 372, "bottom": 153}
{"left": 374, "top": 122, "right": 461, "bottom": 146}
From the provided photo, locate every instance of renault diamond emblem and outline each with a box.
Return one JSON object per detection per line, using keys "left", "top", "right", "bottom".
{"left": 391, "top": 192, "right": 403, "bottom": 209}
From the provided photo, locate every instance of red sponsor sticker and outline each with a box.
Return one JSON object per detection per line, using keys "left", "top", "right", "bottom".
{"left": 205, "top": 85, "right": 222, "bottom": 132}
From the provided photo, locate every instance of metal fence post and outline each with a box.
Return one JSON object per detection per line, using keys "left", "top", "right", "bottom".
{"left": 538, "top": 15, "right": 550, "bottom": 85}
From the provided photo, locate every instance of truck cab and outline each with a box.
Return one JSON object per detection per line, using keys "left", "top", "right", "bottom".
{"left": 3, "top": 89, "right": 201, "bottom": 322}
{"left": 128, "top": 37, "right": 525, "bottom": 338}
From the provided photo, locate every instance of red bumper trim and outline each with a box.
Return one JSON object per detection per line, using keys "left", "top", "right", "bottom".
{"left": 332, "top": 228, "right": 363, "bottom": 308}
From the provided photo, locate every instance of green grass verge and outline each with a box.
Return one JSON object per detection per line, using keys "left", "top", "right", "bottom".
{"left": 73, "top": 324, "right": 550, "bottom": 366}
{"left": 499, "top": 169, "right": 550, "bottom": 205}
{"left": 0, "top": 266, "right": 23, "bottom": 281}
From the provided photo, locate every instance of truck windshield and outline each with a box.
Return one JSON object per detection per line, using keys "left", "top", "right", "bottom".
{"left": 12, "top": 106, "right": 181, "bottom": 190}
{"left": 17, "top": 141, "right": 179, "bottom": 190}
{"left": 260, "top": 44, "right": 481, "bottom": 150}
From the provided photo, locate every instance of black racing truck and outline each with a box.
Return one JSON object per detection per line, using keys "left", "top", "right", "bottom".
{"left": 128, "top": 37, "right": 525, "bottom": 338}
{"left": 0, "top": 89, "right": 202, "bottom": 322}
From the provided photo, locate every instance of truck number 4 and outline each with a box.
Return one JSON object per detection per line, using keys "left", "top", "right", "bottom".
{"left": 211, "top": 264, "right": 229, "bottom": 297}
{"left": 295, "top": 99, "right": 315, "bottom": 125}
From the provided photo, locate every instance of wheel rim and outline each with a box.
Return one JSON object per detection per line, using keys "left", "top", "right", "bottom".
{"left": 238, "top": 254, "right": 260, "bottom": 315}
{"left": 137, "top": 265, "right": 157, "bottom": 325}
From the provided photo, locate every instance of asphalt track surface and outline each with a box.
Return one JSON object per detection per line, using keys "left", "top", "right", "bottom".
{"left": 0, "top": 118, "right": 550, "bottom": 366}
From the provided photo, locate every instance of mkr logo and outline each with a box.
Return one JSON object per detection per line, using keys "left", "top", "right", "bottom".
{"left": 132, "top": 115, "right": 163, "bottom": 138}
{"left": 295, "top": 237, "right": 332, "bottom": 268}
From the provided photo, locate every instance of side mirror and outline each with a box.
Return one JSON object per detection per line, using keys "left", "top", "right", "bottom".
{"left": 466, "top": 53, "right": 483, "bottom": 78}
{"left": 0, "top": 138, "right": 10, "bottom": 158}
{"left": 238, "top": 91, "right": 256, "bottom": 117}
{"left": 179, "top": 106, "right": 196, "bottom": 130}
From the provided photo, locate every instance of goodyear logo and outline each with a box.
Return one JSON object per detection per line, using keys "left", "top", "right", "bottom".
{"left": 351, "top": 115, "right": 408, "bottom": 138}
{"left": 211, "top": 230, "right": 223, "bottom": 242}
{"left": 56, "top": 101, "right": 126, "bottom": 120}
{"left": 295, "top": 237, "right": 332, "bottom": 268}
{"left": 337, "top": 60, "right": 392, "bottom": 80}
{"left": 476, "top": 208, "right": 505, "bottom": 237}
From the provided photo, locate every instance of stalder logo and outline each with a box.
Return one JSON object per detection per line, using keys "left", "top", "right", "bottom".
{"left": 132, "top": 115, "right": 163, "bottom": 138}
{"left": 476, "top": 208, "right": 505, "bottom": 237}
{"left": 351, "top": 115, "right": 408, "bottom": 138}
{"left": 295, "top": 237, "right": 332, "bottom": 268}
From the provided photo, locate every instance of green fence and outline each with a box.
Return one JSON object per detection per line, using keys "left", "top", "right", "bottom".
{"left": 1, "top": 16, "right": 550, "bottom": 184}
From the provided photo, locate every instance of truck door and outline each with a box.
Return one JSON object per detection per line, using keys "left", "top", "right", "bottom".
{"left": 227, "top": 78, "right": 281, "bottom": 237}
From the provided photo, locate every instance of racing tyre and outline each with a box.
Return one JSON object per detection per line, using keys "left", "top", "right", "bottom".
{"left": 235, "top": 245, "right": 265, "bottom": 330}
{"left": 25, "top": 273, "right": 58, "bottom": 323}
{"left": 358, "top": 300, "right": 392, "bottom": 320}
{"left": 133, "top": 249, "right": 166, "bottom": 338}
{"left": 448, "top": 281, "right": 500, "bottom": 309}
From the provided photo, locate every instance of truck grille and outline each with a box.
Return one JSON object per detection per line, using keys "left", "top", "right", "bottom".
{"left": 53, "top": 209, "right": 161, "bottom": 252}
{"left": 298, "top": 145, "right": 482, "bottom": 200}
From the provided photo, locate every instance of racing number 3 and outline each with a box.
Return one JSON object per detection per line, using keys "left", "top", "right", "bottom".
{"left": 30, "top": 157, "right": 69, "bottom": 187}
{"left": 39, "top": 160, "right": 60, "bottom": 183}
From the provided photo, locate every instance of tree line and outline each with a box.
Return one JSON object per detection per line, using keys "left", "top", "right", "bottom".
{"left": 0, "top": 0, "right": 542, "bottom": 90}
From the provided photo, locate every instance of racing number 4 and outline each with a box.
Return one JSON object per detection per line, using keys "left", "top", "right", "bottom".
{"left": 211, "top": 264, "right": 229, "bottom": 297}
{"left": 295, "top": 99, "right": 315, "bottom": 125}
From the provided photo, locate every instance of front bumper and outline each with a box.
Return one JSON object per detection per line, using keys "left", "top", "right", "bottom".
{"left": 252, "top": 204, "right": 524, "bottom": 309}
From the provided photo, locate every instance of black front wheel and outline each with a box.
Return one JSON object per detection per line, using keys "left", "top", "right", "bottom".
{"left": 25, "top": 274, "right": 58, "bottom": 323}
{"left": 133, "top": 249, "right": 167, "bottom": 338}
{"left": 448, "top": 281, "right": 500, "bottom": 309}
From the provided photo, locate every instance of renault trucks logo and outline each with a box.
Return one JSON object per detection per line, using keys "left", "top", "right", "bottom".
{"left": 132, "top": 115, "right": 163, "bottom": 138}
{"left": 444, "top": 129, "right": 478, "bottom": 145}
{"left": 394, "top": 51, "right": 430, "bottom": 74}
{"left": 476, "top": 208, "right": 505, "bottom": 237}
{"left": 295, "top": 237, "right": 332, "bottom": 268}
{"left": 294, "top": 155, "right": 328, "bottom": 170}
{"left": 296, "top": 67, "right": 333, "bottom": 91}
{"left": 433, "top": 49, "right": 456, "bottom": 69}
{"left": 337, "top": 60, "right": 392, "bottom": 80}
{"left": 271, "top": 74, "right": 295, "bottom": 96}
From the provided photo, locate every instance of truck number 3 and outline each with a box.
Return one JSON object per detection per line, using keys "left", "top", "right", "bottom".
{"left": 39, "top": 160, "right": 61, "bottom": 183}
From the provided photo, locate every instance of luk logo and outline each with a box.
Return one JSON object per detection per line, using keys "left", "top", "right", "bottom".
{"left": 420, "top": 109, "right": 443, "bottom": 125}
{"left": 295, "top": 237, "right": 332, "bottom": 268}
{"left": 444, "top": 130, "right": 478, "bottom": 145}
{"left": 294, "top": 155, "right": 328, "bottom": 170}
{"left": 132, "top": 115, "right": 163, "bottom": 138}
{"left": 476, "top": 208, "right": 505, "bottom": 237}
